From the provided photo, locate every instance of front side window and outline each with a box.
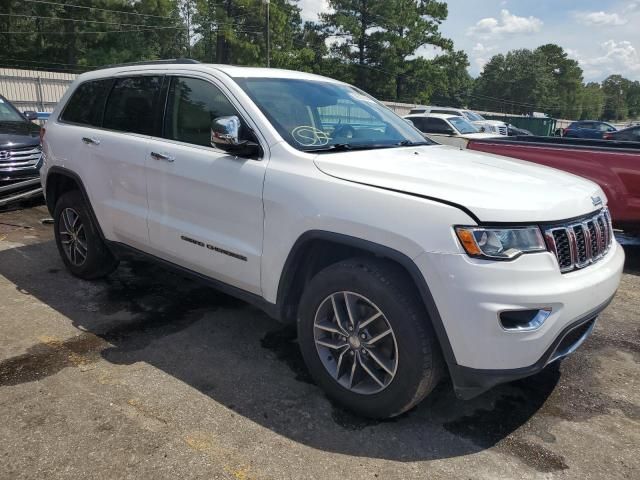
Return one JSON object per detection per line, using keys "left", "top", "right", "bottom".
{"left": 448, "top": 116, "right": 479, "bottom": 134}
{"left": 234, "top": 77, "right": 429, "bottom": 152}
{"left": 424, "top": 118, "right": 451, "bottom": 134}
{"left": 103, "top": 76, "right": 162, "bottom": 135}
{"left": 163, "top": 76, "right": 247, "bottom": 148}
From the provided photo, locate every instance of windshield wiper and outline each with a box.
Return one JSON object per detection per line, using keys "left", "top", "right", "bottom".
{"left": 304, "top": 143, "right": 396, "bottom": 153}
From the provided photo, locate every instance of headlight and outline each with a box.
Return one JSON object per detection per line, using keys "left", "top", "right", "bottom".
{"left": 455, "top": 226, "right": 546, "bottom": 260}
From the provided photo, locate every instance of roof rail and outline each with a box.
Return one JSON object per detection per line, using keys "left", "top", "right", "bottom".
{"left": 96, "top": 58, "right": 200, "bottom": 70}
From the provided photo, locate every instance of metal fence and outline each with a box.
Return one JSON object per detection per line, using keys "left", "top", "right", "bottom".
{"left": 0, "top": 68, "right": 76, "bottom": 113}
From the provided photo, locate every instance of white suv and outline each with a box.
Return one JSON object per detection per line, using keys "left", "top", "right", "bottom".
{"left": 408, "top": 106, "right": 508, "bottom": 135}
{"left": 41, "top": 61, "right": 624, "bottom": 418}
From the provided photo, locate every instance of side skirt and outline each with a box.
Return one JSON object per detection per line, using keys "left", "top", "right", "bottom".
{"left": 107, "top": 241, "right": 282, "bottom": 321}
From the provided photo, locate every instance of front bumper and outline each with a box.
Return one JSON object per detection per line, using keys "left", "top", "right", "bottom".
{"left": 0, "top": 176, "right": 43, "bottom": 207}
{"left": 415, "top": 241, "right": 624, "bottom": 398}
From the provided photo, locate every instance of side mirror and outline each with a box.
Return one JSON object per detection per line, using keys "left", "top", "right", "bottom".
{"left": 23, "top": 110, "right": 38, "bottom": 121}
{"left": 444, "top": 127, "right": 456, "bottom": 135}
{"left": 211, "top": 116, "right": 242, "bottom": 147}
{"left": 211, "top": 115, "right": 260, "bottom": 157}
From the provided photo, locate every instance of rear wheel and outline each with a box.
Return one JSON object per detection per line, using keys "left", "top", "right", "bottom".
{"left": 53, "top": 190, "right": 118, "bottom": 279}
{"left": 298, "top": 258, "right": 443, "bottom": 418}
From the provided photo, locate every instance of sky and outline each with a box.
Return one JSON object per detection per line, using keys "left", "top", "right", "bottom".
{"left": 296, "top": 0, "right": 640, "bottom": 83}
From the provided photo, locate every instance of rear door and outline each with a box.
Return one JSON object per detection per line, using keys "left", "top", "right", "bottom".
{"left": 145, "top": 74, "right": 266, "bottom": 295}
{"left": 94, "top": 75, "right": 163, "bottom": 247}
{"left": 58, "top": 75, "right": 163, "bottom": 249}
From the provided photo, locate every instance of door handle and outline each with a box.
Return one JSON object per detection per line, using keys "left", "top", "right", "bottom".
{"left": 81, "top": 137, "right": 100, "bottom": 145}
{"left": 150, "top": 151, "right": 175, "bottom": 162}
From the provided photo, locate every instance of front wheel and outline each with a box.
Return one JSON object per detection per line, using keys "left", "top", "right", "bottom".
{"left": 297, "top": 258, "right": 444, "bottom": 418}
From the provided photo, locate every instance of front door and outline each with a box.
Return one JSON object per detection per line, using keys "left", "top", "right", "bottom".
{"left": 145, "top": 75, "right": 266, "bottom": 295}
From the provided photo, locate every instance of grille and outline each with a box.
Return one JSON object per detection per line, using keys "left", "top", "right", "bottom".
{"left": 544, "top": 209, "right": 613, "bottom": 273}
{"left": 498, "top": 125, "right": 508, "bottom": 135}
{"left": 0, "top": 145, "right": 42, "bottom": 172}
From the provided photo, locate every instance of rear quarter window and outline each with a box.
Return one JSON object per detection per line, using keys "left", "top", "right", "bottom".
{"left": 60, "top": 79, "right": 113, "bottom": 126}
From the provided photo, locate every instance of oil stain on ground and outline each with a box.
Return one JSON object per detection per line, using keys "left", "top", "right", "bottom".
{"left": 95, "top": 259, "right": 245, "bottom": 354}
{"left": 1, "top": 258, "right": 246, "bottom": 387}
{"left": 0, "top": 333, "right": 106, "bottom": 387}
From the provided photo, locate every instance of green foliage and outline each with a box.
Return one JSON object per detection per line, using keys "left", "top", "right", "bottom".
{"left": 2, "top": 1, "right": 638, "bottom": 121}
{"left": 471, "top": 44, "right": 638, "bottom": 121}
{"left": 321, "top": 0, "right": 453, "bottom": 102}
{"left": 0, "top": 0, "right": 185, "bottom": 70}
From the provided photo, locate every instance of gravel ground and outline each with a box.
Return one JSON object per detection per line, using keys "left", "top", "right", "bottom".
{"left": 0, "top": 204, "right": 638, "bottom": 480}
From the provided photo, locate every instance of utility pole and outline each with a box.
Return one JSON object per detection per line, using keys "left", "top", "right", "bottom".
{"left": 264, "top": 0, "right": 270, "bottom": 68}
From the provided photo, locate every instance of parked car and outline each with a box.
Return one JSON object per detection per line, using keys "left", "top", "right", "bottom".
{"left": 41, "top": 61, "right": 623, "bottom": 418}
{"left": 603, "top": 125, "right": 640, "bottom": 142}
{"left": 405, "top": 113, "right": 499, "bottom": 148}
{"left": 563, "top": 121, "right": 617, "bottom": 139}
{"left": 466, "top": 136, "right": 640, "bottom": 233}
{"left": 0, "top": 94, "right": 43, "bottom": 207}
{"left": 408, "top": 106, "right": 508, "bottom": 135}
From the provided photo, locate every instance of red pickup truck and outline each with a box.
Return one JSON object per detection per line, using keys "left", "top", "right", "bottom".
{"left": 466, "top": 136, "right": 640, "bottom": 234}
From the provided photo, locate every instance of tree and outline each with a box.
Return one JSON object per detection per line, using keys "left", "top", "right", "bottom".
{"left": 602, "top": 75, "right": 630, "bottom": 121}
{"left": 0, "top": 0, "right": 186, "bottom": 72}
{"left": 471, "top": 49, "right": 556, "bottom": 115}
{"left": 471, "top": 45, "right": 587, "bottom": 118}
{"left": 321, "top": 0, "right": 451, "bottom": 100}
{"left": 428, "top": 50, "right": 473, "bottom": 107}
{"left": 578, "top": 83, "right": 605, "bottom": 120}
{"left": 534, "top": 44, "right": 583, "bottom": 119}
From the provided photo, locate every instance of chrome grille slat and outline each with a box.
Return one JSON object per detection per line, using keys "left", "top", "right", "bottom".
{"left": 0, "top": 146, "right": 42, "bottom": 172}
{"left": 545, "top": 209, "right": 613, "bottom": 273}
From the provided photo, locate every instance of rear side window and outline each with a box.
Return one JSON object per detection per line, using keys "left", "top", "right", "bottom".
{"left": 60, "top": 79, "right": 112, "bottom": 126}
{"left": 408, "top": 117, "right": 428, "bottom": 132}
{"left": 103, "top": 76, "right": 162, "bottom": 135}
{"left": 163, "top": 76, "right": 243, "bottom": 147}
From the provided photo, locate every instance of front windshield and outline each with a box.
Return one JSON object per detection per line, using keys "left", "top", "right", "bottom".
{"left": 234, "top": 78, "right": 429, "bottom": 151}
{"left": 463, "top": 111, "right": 485, "bottom": 122}
{"left": 0, "top": 99, "right": 25, "bottom": 122}
{"left": 448, "top": 116, "right": 479, "bottom": 134}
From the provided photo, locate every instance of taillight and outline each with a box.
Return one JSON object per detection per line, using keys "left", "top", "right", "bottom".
{"left": 39, "top": 127, "right": 46, "bottom": 144}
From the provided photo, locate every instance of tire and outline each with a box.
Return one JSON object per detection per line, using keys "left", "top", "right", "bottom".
{"left": 297, "top": 257, "right": 444, "bottom": 418}
{"left": 53, "top": 190, "right": 119, "bottom": 279}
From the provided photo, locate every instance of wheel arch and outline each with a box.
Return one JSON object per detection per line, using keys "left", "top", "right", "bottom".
{"left": 275, "top": 230, "right": 458, "bottom": 375}
{"left": 45, "top": 166, "right": 107, "bottom": 241}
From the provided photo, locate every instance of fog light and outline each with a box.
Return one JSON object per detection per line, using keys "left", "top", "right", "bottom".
{"left": 500, "top": 308, "right": 551, "bottom": 331}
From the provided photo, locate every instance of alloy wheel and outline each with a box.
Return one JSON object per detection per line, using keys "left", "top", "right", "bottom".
{"left": 313, "top": 291, "right": 398, "bottom": 394}
{"left": 59, "top": 207, "right": 88, "bottom": 266}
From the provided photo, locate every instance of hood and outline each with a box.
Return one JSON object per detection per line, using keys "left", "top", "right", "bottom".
{"left": 483, "top": 120, "right": 508, "bottom": 127}
{"left": 0, "top": 121, "right": 41, "bottom": 149}
{"left": 313, "top": 145, "right": 604, "bottom": 223}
